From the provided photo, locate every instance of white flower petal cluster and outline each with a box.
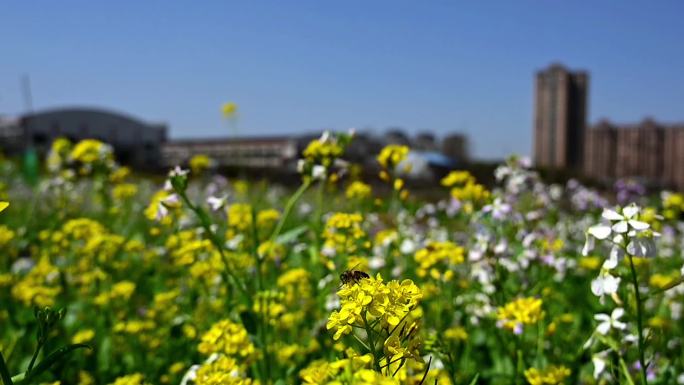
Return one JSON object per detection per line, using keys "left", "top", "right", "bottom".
{"left": 582, "top": 203, "right": 659, "bottom": 303}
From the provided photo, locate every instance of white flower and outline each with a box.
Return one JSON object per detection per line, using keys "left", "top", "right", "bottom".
{"left": 626, "top": 237, "right": 657, "bottom": 258}
{"left": 677, "top": 373, "right": 684, "bottom": 384}
{"left": 582, "top": 224, "right": 612, "bottom": 256}
{"left": 155, "top": 203, "right": 169, "bottom": 221}
{"left": 594, "top": 307, "right": 627, "bottom": 335}
{"left": 602, "top": 245, "right": 624, "bottom": 269}
{"left": 206, "top": 195, "right": 228, "bottom": 211}
{"left": 592, "top": 350, "right": 610, "bottom": 379}
{"left": 400, "top": 239, "right": 416, "bottom": 254}
{"left": 591, "top": 271, "right": 621, "bottom": 303}
{"left": 156, "top": 193, "right": 179, "bottom": 221}
{"left": 483, "top": 197, "right": 511, "bottom": 219}
{"left": 319, "top": 130, "right": 331, "bottom": 143}
{"left": 180, "top": 364, "right": 200, "bottom": 385}
{"left": 169, "top": 165, "right": 189, "bottom": 178}
{"left": 312, "top": 165, "right": 326, "bottom": 180}
{"left": 602, "top": 204, "right": 649, "bottom": 234}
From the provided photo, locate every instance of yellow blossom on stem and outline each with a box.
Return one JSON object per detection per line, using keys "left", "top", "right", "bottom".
{"left": 496, "top": 297, "right": 543, "bottom": 334}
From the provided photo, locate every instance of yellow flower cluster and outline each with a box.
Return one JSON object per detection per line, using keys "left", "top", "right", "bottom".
{"left": 444, "top": 326, "right": 468, "bottom": 342}
{"left": 227, "top": 202, "right": 253, "bottom": 232}
{"left": 198, "top": 319, "right": 256, "bottom": 360}
{"left": 47, "top": 138, "right": 72, "bottom": 172}
{"left": 0, "top": 224, "right": 15, "bottom": 246}
{"left": 108, "top": 373, "right": 146, "bottom": 385}
{"left": 94, "top": 281, "right": 136, "bottom": 306}
{"left": 300, "top": 354, "right": 373, "bottom": 384}
{"left": 11, "top": 257, "right": 61, "bottom": 307}
{"left": 344, "top": 369, "right": 400, "bottom": 385}
{"left": 322, "top": 212, "right": 368, "bottom": 256}
{"left": 195, "top": 356, "right": 253, "bottom": 385}
{"left": 144, "top": 190, "right": 181, "bottom": 225}
{"left": 71, "top": 139, "right": 112, "bottom": 164}
{"left": 165, "top": 230, "right": 225, "bottom": 281}
{"left": 225, "top": 203, "right": 279, "bottom": 240}
{"left": 45, "top": 138, "right": 115, "bottom": 176}
{"left": 326, "top": 274, "right": 422, "bottom": 340}
{"left": 277, "top": 268, "right": 312, "bottom": 308}
{"left": 649, "top": 272, "right": 680, "bottom": 289}
{"left": 112, "top": 183, "right": 138, "bottom": 201}
{"left": 663, "top": 192, "right": 684, "bottom": 219}
{"left": 72, "top": 329, "right": 96, "bottom": 344}
{"left": 440, "top": 171, "right": 473, "bottom": 187}
{"left": 0, "top": 201, "right": 8, "bottom": 213}
{"left": 377, "top": 145, "right": 408, "bottom": 170}
{"left": 450, "top": 181, "right": 490, "bottom": 208}
{"left": 441, "top": 170, "right": 490, "bottom": 211}
{"left": 345, "top": 181, "right": 372, "bottom": 200}
{"left": 190, "top": 154, "right": 212, "bottom": 174}
{"left": 253, "top": 290, "right": 287, "bottom": 326}
{"left": 523, "top": 365, "right": 571, "bottom": 385}
{"left": 303, "top": 137, "right": 344, "bottom": 168}
{"left": 496, "top": 297, "right": 543, "bottom": 334}
{"left": 414, "top": 241, "right": 465, "bottom": 281}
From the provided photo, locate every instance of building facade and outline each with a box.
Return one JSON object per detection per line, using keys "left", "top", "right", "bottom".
{"left": 533, "top": 64, "right": 589, "bottom": 170}
{"left": 161, "top": 137, "right": 298, "bottom": 170}
{"left": 0, "top": 107, "right": 167, "bottom": 169}
{"left": 584, "top": 119, "right": 684, "bottom": 190}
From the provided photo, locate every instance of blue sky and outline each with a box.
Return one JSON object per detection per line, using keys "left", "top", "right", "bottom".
{"left": 1, "top": 1, "right": 683, "bottom": 159}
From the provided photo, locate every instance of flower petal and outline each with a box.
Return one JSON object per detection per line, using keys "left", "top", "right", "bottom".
{"left": 588, "top": 225, "right": 612, "bottom": 240}
{"left": 611, "top": 307, "right": 624, "bottom": 320}
{"left": 612, "top": 221, "right": 628, "bottom": 234}
{"left": 622, "top": 204, "right": 639, "bottom": 219}
{"left": 628, "top": 220, "right": 650, "bottom": 231}
{"left": 602, "top": 208, "right": 624, "bottom": 221}
{"left": 596, "top": 321, "right": 611, "bottom": 335}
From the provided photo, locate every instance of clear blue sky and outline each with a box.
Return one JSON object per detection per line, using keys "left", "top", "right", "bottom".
{"left": 1, "top": 1, "right": 683, "bottom": 159}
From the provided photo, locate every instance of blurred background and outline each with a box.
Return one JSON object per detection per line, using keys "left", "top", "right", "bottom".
{"left": 1, "top": 1, "right": 683, "bottom": 189}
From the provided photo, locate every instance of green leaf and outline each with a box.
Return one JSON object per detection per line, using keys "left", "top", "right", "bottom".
{"left": 275, "top": 225, "right": 307, "bottom": 244}
{"left": 468, "top": 373, "right": 480, "bottom": 385}
{"left": 16, "top": 344, "right": 90, "bottom": 385}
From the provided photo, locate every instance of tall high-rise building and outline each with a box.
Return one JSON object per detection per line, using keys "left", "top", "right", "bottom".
{"left": 533, "top": 63, "right": 589, "bottom": 169}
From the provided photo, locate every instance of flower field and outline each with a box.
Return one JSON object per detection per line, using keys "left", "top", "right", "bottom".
{"left": 1, "top": 133, "right": 684, "bottom": 385}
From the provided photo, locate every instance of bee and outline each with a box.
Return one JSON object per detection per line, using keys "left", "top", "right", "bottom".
{"left": 339, "top": 269, "right": 370, "bottom": 286}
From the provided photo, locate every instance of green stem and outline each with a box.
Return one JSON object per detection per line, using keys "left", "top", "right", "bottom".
{"left": 25, "top": 341, "right": 42, "bottom": 375}
{"left": 619, "top": 356, "right": 637, "bottom": 385}
{"left": 351, "top": 332, "right": 371, "bottom": 352}
{"left": 515, "top": 349, "right": 524, "bottom": 385}
{"left": 269, "top": 180, "right": 311, "bottom": 242}
{"left": 177, "top": 191, "right": 250, "bottom": 303}
{"left": 0, "top": 351, "right": 13, "bottom": 385}
{"left": 362, "top": 312, "right": 381, "bottom": 372}
{"left": 628, "top": 255, "right": 648, "bottom": 385}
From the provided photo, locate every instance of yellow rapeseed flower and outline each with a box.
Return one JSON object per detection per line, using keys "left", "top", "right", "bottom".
{"left": 72, "top": 329, "right": 95, "bottom": 344}
{"left": 108, "top": 373, "right": 146, "bottom": 385}
{"left": 440, "top": 171, "right": 474, "bottom": 187}
{"left": 221, "top": 102, "right": 238, "bottom": 118}
{"left": 414, "top": 241, "right": 465, "bottom": 281}
{"left": 326, "top": 274, "right": 422, "bottom": 340}
{"left": 190, "top": 154, "right": 212, "bottom": 174}
{"left": 377, "top": 145, "right": 409, "bottom": 170}
{"left": 345, "top": 181, "right": 372, "bottom": 200}
{"left": 496, "top": 297, "right": 543, "bottom": 334}
{"left": 524, "top": 365, "right": 571, "bottom": 385}
{"left": 198, "top": 319, "right": 256, "bottom": 360}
